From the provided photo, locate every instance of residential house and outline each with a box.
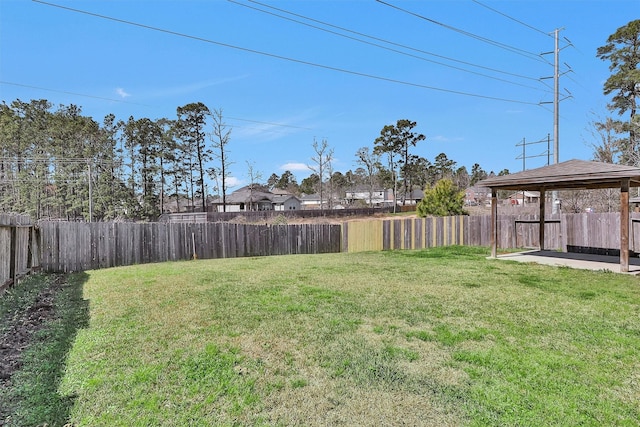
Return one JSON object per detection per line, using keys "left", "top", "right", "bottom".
{"left": 210, "top": 185, "right": 301, "bottom": 212}
{"left": 507, "top": 190, "right": 540, "bottom": 206}
{"left": 464, "top": 186, "right": 491, "bottom": 206}
{"left": 300, "top": 193, "right": 323, "bottom": 210}
{"left": 405, "top": 189, "right": 424, "bottom": 205}
{"left": 344, "top": 187, "right": 394, "bottom": 207}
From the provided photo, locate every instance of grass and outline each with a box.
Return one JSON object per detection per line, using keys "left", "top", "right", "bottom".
{"left": 32, "top": 246, "right": 640, "bottom": 425}
{"left": 0, "top": 273, "right": 89, "bottom": 427}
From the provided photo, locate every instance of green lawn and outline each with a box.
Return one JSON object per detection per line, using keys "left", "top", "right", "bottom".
{"left": 22, "top": 247, "right": 640, "bottom": 425}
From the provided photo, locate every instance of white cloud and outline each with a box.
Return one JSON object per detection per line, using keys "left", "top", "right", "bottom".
{"left": 431, "top": 135, "right": 463, "bottom": 143}
{"left": 280, "top": 162, "right": 309, "bottom": 172}
{"left": 225, "top": 176, "right": 243, "bottom": 188}
{"left": 115, "top": 88, "right": 131, "bottom": 98}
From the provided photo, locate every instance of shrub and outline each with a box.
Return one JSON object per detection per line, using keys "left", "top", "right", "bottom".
{"left": 417, "top": 179, "right": 467, "bottom": 217}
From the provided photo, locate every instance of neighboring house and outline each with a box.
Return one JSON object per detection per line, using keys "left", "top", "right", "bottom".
{"left": 406, "top": 189, "right": 424, "bottom": 205}
{"left": 345, "top": 187, "right": 394, "bottom": 207}
{"left": 162, "top": 195, "right": 207, "bottom": 213}
{"left": 507, "top": 190, "right": 540, "bottom": 205}
{"left": 299, "top": 193, "right": 347, "bottom": 210}
{"left": 210, "top": 185, "right": 301, "bottom": 212}
{"left": 465, "top": 186, "right": 491, "bottom": 206}
{"left": 300, "top": 193, "right": 323, "bottom": 210}
{"left": 272, "top": 194, "right": 301, "bottom": 211}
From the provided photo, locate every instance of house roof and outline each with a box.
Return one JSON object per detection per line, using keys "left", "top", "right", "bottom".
{"left": 272, "top": 194, "right": 300, "bottom": 204}
{"left": 409, "top": 189, "right": 424, "bottom": 199}
{"left": 270, "top": 188, "right": 294, "bottom": 195}
{"left": 465, "top": 185, "right": 491, "bottom": 193}
{"left": 345, "top": 186, "right": 386, "bottom": 193}
{"left": 300, "top": 193, "right": 321, "bottom": 201}
{"left": 508, "top": 191, "right": 540, "bottom": 198}
{"left": 478, "top": 159, "right": 640, "bottom": 191}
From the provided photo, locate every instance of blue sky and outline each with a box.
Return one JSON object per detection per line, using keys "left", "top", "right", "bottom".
{"left": 1, "top": 0, "right": 637, "bottom": 190}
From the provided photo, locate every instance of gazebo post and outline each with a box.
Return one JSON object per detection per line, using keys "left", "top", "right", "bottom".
{"left": 539, "top": 188, "right": 546, "bottom": 251}
{"left": 621, "top": 179, "right": 630, "bottom": 273}
{"left": 491, "top": 189, "right": 498, "bottom": 258}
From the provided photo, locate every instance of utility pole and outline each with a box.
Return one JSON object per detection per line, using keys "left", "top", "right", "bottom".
{"left": 516, "top": 135, "right": 552, "bottom": 206}
{"left": 542, "top": 28, "right": 571, "bottom": 214}
{"left": 553, "top": 28, "right": 560, "bottom": 165}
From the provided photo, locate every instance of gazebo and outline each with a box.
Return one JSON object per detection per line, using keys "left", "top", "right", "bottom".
{"left": 478, "top": 159, "right": 640, "bottom": 272}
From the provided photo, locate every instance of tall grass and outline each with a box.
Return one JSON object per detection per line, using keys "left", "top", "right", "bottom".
{"left": 57, "top": 246, "right": 640, "bottom": 426}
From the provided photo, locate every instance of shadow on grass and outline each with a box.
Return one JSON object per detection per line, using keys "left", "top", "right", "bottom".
{"left": 0, "top": 272, "right": 90, "bottom": 427}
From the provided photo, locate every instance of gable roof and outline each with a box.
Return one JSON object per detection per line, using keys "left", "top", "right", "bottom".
{"left": 478, "top": 159, "right": 640, "bottom": 191}
{"left": 271, "top": 194, "right": 300, "bottom": 204}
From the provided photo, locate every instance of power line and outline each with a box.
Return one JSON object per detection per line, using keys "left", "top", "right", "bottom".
{"left": 230, "top": 0, "right": 545, "bottom": 93}
{"left": 471, "top": 0, "right": 551, "bottom": 37}
{"left": 0, "top": 83, "right": 315, "bottom": 131}
{"left": 226, "top": 116, "right": 314, "bottom": 130}
{"left": 0, "top": 81, "right": 150, "bottom": 106}
{"left": 375, "top": 0, "right": 549, "bottom": 64}
{"left": 232, "top": 0, "right": 548, "bottom": 91}
{"left": 32, "top": 0, "right": 541, "bottom": 106}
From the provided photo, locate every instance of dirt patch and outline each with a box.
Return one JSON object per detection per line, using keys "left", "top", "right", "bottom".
{"left": 0, "top": 275, "right": 65, "bottom": 404}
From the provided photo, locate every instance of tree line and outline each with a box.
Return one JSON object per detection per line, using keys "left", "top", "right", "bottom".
{"left": 0, "top": 100, "right": 232, "bottom": 221}
{"left": 1, "top": 19, "right": 636, "bottom": 220}
{"left": 0, "top": 98, "right": 500, "bottom": 221}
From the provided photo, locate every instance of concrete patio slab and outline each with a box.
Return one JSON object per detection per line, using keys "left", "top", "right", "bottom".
{"left": 494, "top": 250, "right": 640, "bottom": 275}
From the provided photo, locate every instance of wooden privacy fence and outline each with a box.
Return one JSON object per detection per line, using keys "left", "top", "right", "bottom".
{"left": 0, "top": 214, "right": 40, "bottom": 289}
{"left": 343, "top": 212, "right": 640, "bottom": 253}
{"left": 343, "top": 216, "right": 468, "bottom": 252}
{"left": 34, "top": 212, "right": 640, "bottom": 273}
{"left": 39, "top": 221, "right": 341, "bottom": 273}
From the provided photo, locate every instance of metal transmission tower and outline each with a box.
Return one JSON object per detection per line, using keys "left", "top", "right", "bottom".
{"left": 516, "top": 135, "right": 552, "bottom": 207}
{"left": 516, "top": 134, "right": 552, "bottom": 171}
{"left": 541, "top": 28, "right": 572, "bottom": 213}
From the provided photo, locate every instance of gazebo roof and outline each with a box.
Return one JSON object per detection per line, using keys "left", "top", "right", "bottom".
{"left": 479, "top": 159, "right": 640, "bottom": 191}
{"left": 481, "top": 159, "right": 640, "bottom": 273}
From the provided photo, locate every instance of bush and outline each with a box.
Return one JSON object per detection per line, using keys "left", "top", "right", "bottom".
{"left": 417, "top": 179, "right": 467, "bottom": 217}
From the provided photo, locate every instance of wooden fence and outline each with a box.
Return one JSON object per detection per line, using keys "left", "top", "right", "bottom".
{"left": 343, "top": 212, "right": 640, "bottom": 254}
{"left": 0, "top": 214, "right": 40, "bottom": 290}
{"left": 343, "top": 216, "right": 468, "bottom": 252}
{"left": 29, "top": 211, "right": 640, "bottom": 273}
{"left": 39, "top": 221, "right": 341, "bottom": 273}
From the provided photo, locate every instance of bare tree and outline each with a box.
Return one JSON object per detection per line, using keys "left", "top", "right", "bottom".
{"left": 355, "top": 147, "right": 380, "bottom": 207}
{"left": 246, "top": 160, "right": 263, "bottom": 211}
{"left": 210, "top": 108, "right": 232, "bottom": 212}
{"left": 308, "top": 138, "right": 334, "bottom": 209}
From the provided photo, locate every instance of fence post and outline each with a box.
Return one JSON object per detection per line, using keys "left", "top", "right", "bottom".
{"left": 9, "top": 225, "right": 17, "bottom": 284}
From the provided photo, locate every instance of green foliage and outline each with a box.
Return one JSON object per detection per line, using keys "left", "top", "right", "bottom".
{"left": 596, "top": 19, "right": 640, "bottom": 165}
{"left": 176, "top": 102, "right": 212, "bottom": 213}
{"left": 416, "top": 178, "right": 467, "bottom": 217}
{"left": 299, "top": 173, "right": 319, "bottom": 195}
{"left": 373, "top": 119, "right": 426, "bottom": 202}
